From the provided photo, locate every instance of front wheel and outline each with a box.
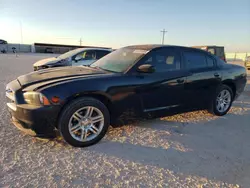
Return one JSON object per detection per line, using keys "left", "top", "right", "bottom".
{"left": 208, "top": 85, "right": 233, "bottom": 116}
{"left": 58, "top": 97, "right": 110, "bottom": 147}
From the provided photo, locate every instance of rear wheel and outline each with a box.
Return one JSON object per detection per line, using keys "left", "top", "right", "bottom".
{"left": 208, "top": 85, "right": 233, "bottom": 116}
{"left": 58, "top": 97, "right": 110, "bottom": 147}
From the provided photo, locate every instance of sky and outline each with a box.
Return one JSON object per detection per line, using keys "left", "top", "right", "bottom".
{"left": 0, "top": 0, "right": 250, "bottom": 52}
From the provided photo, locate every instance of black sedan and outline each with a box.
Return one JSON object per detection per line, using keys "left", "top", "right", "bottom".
{"left": 6, "top": 45, "right": 247, "bottom": 147}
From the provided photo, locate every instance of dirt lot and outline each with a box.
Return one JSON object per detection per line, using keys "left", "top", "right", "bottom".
{"left": 0, "top": 53, "right": 250, "bottom": 187}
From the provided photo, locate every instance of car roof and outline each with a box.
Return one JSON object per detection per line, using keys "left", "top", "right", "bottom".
{"left": 76, "top": 48, "right": 113, "bottom": 52}
{"left": 124, "top": 44, "right": 208, "bottom": 53}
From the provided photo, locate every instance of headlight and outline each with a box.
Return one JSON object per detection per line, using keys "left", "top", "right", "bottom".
{"left": 23, "top": 92, "right": 50, "bottom": 106}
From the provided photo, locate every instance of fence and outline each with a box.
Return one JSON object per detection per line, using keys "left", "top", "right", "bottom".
{"left": 0, "top": 44, "right": 31, "bottom": 53}
{"left": 226, "top": 53, "right": 249, "bottom": 61}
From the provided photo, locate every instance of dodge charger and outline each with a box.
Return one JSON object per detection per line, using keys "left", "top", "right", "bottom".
{"left": 6, "top": 45, "right": 247, "bottom": 147}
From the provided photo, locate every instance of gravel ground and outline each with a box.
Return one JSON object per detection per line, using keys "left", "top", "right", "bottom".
{"left": 0, "top": 53, "right": 250, "bottom": 188}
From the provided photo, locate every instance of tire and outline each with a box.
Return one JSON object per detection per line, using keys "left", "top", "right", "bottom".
{"left": 208, "top": 85, "right": 233, "bottom": 116}
{"left": 58, "top": 97, "right": 110, "bottom": 147}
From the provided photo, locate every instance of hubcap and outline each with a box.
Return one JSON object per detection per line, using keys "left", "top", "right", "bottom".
{"left": 68, "top": 106, "right": 104, "bottom": 142}
{"left": 216, "top": 89, "right": 231, "bottom": 113}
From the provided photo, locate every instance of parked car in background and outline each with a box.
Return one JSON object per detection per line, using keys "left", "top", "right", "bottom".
{"left": 33, "top": 48, "right": 112, "bottom": 71}
{"left": 0, "top": 39, "right": 8, "bottom": 53}
{"left": 0, "top": 39, "right": 8, "bottom": 44}
{"left": 192, "top": 46, "right": 226, "bottom": 62}
{"left": 245, "top": 56, "right": 250, "bottom": 70}
{"left": 6, "top": 45, "right": 247, "bottom": 147}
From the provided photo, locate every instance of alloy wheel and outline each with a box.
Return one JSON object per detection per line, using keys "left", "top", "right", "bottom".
{"left": 68, "top": 106, "right": 104, "bottom": 142}
{"left": 216, "top": 89, "right": 231, "bottom": 113}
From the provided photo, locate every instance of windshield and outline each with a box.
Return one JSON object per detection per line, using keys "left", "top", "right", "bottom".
{"left": 57, "top": 48, "right": 83, "bottom": 60}
{"left": 90, "top": 48, "right": 148, "bottom": 73}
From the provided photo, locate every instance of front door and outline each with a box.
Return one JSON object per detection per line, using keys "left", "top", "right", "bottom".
{"left": 134, "top": 47, "right": 189, "bottom": 112}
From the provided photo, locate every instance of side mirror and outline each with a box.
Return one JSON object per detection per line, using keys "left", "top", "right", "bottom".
{"left": 137, "top": 64, "right": 155, "bottom": 73}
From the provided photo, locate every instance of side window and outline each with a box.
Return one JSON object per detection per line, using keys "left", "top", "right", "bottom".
{"left": 84, "top": 51, "right": 96, "bottom": 60}
{"left": 141, "top": 48, "right": 181, "bottom": 72}
{"left": 183, "top": 51, "right": 207, "bottom": 70}
{"left": 75, "top": 51, "right": 96, "bottom": 61}
{"left": 206, "top": 56, "right": 215, "bottom": 67}
{"left": 96, "top": 50, "right": 110, "bottom": 59}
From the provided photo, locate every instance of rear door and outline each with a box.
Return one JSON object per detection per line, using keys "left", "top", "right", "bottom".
{"left": 134, "top": 47, "right": 189, "bottom": 111}
{"left": 181, "top": 49, "right": 221, "bottom": 106}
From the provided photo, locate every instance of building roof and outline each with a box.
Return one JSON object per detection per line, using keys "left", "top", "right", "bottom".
{"left": 34, "top": 43, "right": 111, "bottom": 49}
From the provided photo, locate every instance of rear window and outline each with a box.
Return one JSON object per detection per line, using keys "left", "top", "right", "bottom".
{"left": 183, "top": 51, "right": 207, "bottom": 69}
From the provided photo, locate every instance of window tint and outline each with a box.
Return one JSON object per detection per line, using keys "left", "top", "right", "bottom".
{"left": 206, "top": 56, "right": 214, "bottom": 67}
{"left": 142, "top": 48, "right": 180, "bottom": 72}
{"left": 183, "top": 51, "right": 207, "bottom": 69}
{"left": 96, "top": 50, "right": 110, "bottom": 59}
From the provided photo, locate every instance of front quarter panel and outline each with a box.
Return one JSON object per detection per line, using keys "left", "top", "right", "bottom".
{"left": 39, "top": 74, "right": 144, "bottom": 120}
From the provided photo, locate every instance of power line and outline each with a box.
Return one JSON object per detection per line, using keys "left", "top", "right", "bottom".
{"left": 160, "top": 29, "right": 167, "bottom": 44}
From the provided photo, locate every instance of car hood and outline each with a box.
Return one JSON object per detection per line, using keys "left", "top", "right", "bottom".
{"left": 18, "top": 66, "right": 107, "bottom": 87}
{"left": 33, "top": 57, "right": 59, "bottom": 66}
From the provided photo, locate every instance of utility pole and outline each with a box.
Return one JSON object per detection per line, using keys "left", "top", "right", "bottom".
{"left": 160, "top": 29, "right": 167, "bottom": 44}
{"left": 20, "top": 21, "right": 23, "bottom": 44}
{"left": 79, "top": 38, "right": 82, "bottom": 46}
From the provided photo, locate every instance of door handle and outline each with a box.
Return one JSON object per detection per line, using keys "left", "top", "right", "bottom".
{"left": 177, "top": 79, "right": 184, "bottom": 84}
{"left": 214, "top": 73, "right": 220, "bottom": 77}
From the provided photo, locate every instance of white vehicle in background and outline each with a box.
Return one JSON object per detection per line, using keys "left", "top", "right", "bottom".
{"left": 33, "top": 48, "right": 112, "bottom": 71}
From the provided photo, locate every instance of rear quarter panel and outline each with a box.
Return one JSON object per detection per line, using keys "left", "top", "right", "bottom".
{"left": 221, "top": 64, "right": 247, "bottom": 98}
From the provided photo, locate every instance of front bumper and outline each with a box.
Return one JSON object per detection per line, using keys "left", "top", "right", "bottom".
{"left": 7, "top": 103, "right": 61, "bottom": 138}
